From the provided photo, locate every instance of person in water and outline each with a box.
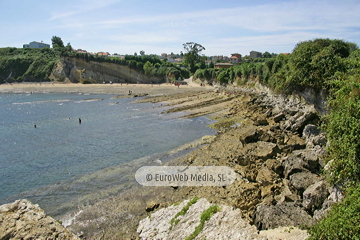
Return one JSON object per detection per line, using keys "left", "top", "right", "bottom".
{"left": 79, "top": 118, "right": 82, "bottom": 124}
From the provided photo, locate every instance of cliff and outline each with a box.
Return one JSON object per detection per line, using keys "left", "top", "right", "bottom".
{"left": 50, "top": 56, "right": 161, "bottom": 84}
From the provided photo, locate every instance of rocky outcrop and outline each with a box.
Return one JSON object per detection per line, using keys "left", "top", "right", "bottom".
{"left": 0, "top": 199, "right": 79, "bottom": 240}
{"left": 137, "top": 198, "right": 309, "bottom": 240}
{"left": 254, "top": 202, "right": 316, "bottom": 230}
{"left": 50, "top": 56, "right": 161, "bottom": 84}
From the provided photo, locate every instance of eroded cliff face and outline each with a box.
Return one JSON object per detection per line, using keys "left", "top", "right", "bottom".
{"left": 50, "top": 57, "right": 161, "bottom": 84}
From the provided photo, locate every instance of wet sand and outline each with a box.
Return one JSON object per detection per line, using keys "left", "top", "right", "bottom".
{"left": 0, "top": 82, "right": 211, "bottom": 95}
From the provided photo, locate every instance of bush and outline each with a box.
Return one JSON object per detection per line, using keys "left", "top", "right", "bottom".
{"left": 308, "top": 185, "right": 360, "bottom": 240}
{"left": 322, "top": 74, "right": 360, "bottom": 184}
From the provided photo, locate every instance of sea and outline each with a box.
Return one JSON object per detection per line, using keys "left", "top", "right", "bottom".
{"left": 0, "top": 92, "right": 215, "bottom": 216}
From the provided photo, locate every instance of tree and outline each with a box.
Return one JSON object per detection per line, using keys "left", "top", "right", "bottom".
{"left": 134, "top": 52, "right": 138, "bottom": 56}
{"left": 65, "top": 43, "right": 72, "bottom": 52}
{"left": 263, "top": 51, "right": 272, "bottom": 58}
{"left": 143, "top": 61, "right": 155, "bottom": 76}
{"left": 140, "top": 50, "right": 145, "bottom": 56}
{"left": 183, "top": 42, "right": 206, "bottom": 73}
{"left": 286, "top": 38, "right": 350, "bottom": 90}
{"left": 209, "top": 61, "right": 214, "bottom": 68}
{"left": 51, "top": 36, "right": 64, "bottom": 48}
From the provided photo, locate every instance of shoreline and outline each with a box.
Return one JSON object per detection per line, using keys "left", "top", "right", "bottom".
{"left": 0, "top": 82, "right": 212, "bottom": 95}
{"left": 1, "top": 83, "right": 327, "bottom": 239}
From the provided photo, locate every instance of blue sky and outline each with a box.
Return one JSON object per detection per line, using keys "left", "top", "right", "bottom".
{"left": 1, "top": 0, "right": 360, "bottom": 56}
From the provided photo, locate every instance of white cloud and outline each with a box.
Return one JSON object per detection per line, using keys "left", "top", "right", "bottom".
{"left": 42, "top": 0, "right": 360, "bottom": 55}
{"left": 49, "top": 0, "right": 119, "bottom": 21}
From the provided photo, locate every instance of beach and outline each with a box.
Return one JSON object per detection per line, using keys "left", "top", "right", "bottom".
{"left": 0, "top": 81, "right": 210, "bottom": 95}
{"left": 1, "top": 82, "right": 324, "bottom": 239}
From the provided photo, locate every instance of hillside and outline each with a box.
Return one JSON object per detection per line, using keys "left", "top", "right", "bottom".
{"left": 0, "top": 47, "right": 59, "bottom": 82}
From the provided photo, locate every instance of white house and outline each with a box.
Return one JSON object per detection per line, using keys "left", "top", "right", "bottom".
{"left": 23, "top": 41, "right": 50, "bottom": 49}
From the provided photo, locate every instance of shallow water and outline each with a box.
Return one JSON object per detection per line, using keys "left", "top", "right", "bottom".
{"left": 0, "top": 92, "right": 215, "bottom": 214}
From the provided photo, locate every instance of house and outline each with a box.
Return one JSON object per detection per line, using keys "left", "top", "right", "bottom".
{"left": 214, "top": 63, "right": 234, "bottom": 69}
{"left": 76, "top": 49, "right": 88, "bottom": 54}
{"left": 250, "top": 51, "right": 262, "bottom": 59}
{"left": 229, "top": 53, "right": 242, "bottom": 63}
{"left": 97, "top": 52, "right": 110, "bottom": 57}
{"left": 23, "top": 41, "right": 50, "bottom": 49}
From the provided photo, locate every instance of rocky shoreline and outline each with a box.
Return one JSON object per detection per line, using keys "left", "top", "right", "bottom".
{"left": 0, "top": 85, "right": 341, "bottom": 239}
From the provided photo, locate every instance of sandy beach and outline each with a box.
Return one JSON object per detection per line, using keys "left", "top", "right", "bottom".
{"left": 0, "top": 82, "right": 211, "bottom": 95}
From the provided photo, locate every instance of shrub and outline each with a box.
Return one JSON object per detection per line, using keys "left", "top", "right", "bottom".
{"left": 308, "top": 185, "right": 360, "bottom": 240}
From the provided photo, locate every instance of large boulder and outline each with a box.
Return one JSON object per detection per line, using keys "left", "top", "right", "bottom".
{"left": 281, "top": 107, "right": 319, "bottom": 133}
{"left": 289, "top": 171, "right": 321, "bottom": 195}
{"left": 0, "top": 199, "right": 79, "bottom": 240}
{"left": 302, "top": 124, "right": 326, "bottom": 148}
{"left": 253, "top": 202, "right": 316, "bottom": 230}
{"left": 313, "top": 184, "right": 344, "bottom": 220}
{"left": 282, "top": 150, "right": 320, "bottom": 178}
{"left": 302, "top": 181, "right": 329, "bottom": 213}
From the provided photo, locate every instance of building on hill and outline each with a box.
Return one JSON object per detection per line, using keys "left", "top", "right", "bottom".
{"left": 250, "top": 51, "right": 262, "bottom": 59}
{"left": 97, "top": 52, "right": 110, "bottom": 57}
{"left": 23, "top": 41, "right": 50, "bottom": 49}
{"left": 214, "top": 63, "right": 234, "bottom": 69}
{"left": 229, "top": 53, "right": 242, "bottom": 63}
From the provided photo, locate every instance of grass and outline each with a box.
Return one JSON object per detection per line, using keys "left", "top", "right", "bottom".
{"left": 208, "top": 115, "right": 243, "bottom": 130}
{"left": 169, "top": 197, "right": 199, "bottom": 230}
{"left": 185, "top": 205, "right": 221, "bottom": 240}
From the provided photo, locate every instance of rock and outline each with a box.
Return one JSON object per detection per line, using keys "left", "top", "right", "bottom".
{"left": 303, "top": 124, "right": 320, "bottom": 138}
{"left": 273, "top": 112, "right": 285, "bottom": 122}
{"left": 245, "top": 141, "right": 279, "bottom": 160}
{"left": 238, "top": 127, "right": 259, "bottom": 144}
{"left": 259, "top": 226, "right": 309, "bottom": 240}
{"left": 256, "top": 165, "right": 279, "bottom": 186}
{"left": 0, "top": 199, "right": 79, "bottom": 240}
{"left": 254, "top": 117, "right": 269, "bottom": 126}
{"left": 253, "top": 202, "right": 316, "bottom": 230}
{"left": 281, "top": 108, "right": 319, "bottom": 133}
{"left": 303, "top": 181, "right": 329, "bottom": 213}
{"left": 282, "top": 153, "right": 307, "bottom": 178}
{"left": 137, "top": 198, "right": 264, "bottom": 240}
{"left": 146, "top": 201, "right": 160, "bottom": 212}
{"left": 289, "top": 171, "right": 320, "bottom": 195}
{"left": 303, "top": 124, "right": 326, "bottom": 148}
{"left": 282, "top": 150, "right": 320, "bottom": 178}
{"left": 275, "top": 179, "right": 300, "bottom": 203}
{"left": 313, "top": 184, "right": 344, "bottom": 220}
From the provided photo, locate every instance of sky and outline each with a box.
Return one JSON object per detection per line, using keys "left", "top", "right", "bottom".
{"left": 1, "top": 0, "right": 360, "bottom": 56}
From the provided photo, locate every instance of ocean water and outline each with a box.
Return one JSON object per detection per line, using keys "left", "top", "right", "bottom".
{"left": 0, "top": 92, "right": 215, "bottom": 214}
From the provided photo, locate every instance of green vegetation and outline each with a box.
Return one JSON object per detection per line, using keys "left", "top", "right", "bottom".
{"left": 0, "top": 47, "right": 60, "bottom": 82}
{"left": 308, "top": 185, "right": 360, "bottom": 240}
{"left": 169, "top": 197, "right": 199, "bottom": 230}
{"left": 185, "top": 205, "right": 221, "bottom": 240}
{"left": 323, "top": 74, "right": 360, "bottom": 185}
{"left": 183, "top": 42, "right": 206, "bottom": 73}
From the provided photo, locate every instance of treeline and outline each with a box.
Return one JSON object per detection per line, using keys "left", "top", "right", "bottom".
{"left": 63, "top": 52, "right": 190, "bottom": 81}
{"left": 0, "top": 47, "right": 60, "bottom": 82}
{"left": 195, "top": 39, "right": 359, "bottom": 93}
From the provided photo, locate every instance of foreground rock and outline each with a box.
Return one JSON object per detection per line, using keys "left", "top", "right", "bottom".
{"left": 0, "top": 199, "right": 79, "bottom": 240}
{"left": 138, "top": 198, "right": 309, "bottom": 240}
